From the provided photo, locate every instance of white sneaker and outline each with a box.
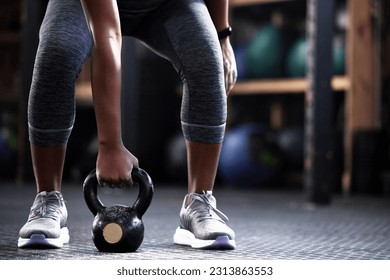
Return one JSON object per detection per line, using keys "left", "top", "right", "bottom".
{"left": 173, "top": 191, "right": 235, "bottom": 249}
{"left": 18, "top": 191, "right": 69, "bottom": 249}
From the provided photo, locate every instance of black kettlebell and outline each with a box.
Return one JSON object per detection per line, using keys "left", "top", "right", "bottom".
{"left": 83, "top": 167, "right": 154, "bottom": 253}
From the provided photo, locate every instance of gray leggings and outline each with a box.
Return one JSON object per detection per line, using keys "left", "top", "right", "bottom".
{"left": 28, "top": 0, "right": 227, "bottom": 146}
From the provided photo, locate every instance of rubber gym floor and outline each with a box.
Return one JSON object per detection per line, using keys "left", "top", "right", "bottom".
{"left": 0, "top": 180, "right": 389, "bottom": 260}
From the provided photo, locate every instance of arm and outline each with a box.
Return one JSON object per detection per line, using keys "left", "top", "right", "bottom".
{"left": 206, "top": 0, "right": 230, "bottom": 31}
{"left": 81, "top": 0, "right": 138, "bottom": 187}
{"left": 206, "top": 0, "right": 237, "bottom": 95}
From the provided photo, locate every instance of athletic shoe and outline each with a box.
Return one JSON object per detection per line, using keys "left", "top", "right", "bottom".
{"left": 18, "top": 191, "right": 69, "bottom": 249}
{"left": 173, "top": 191, "right": 236, "bottom": 249}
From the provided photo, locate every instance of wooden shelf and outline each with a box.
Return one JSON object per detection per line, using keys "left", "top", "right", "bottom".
{"left": 231, "top": 76, "right": 350, "bottom": 95}
{"left": 230, "top": 0, "right": 293, "bottom": 7}
{"left": 229, "top": 0, "right": 378, "bottom": 195}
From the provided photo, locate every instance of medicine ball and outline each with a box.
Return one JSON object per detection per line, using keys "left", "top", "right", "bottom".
{"left": 277, "top": 126, "right": 304, "bottom": 169}
{"left": 286, "top": 36, "right": 346, "bottom": 77}
{"left": 285, "top": 37, "right": 306, "bottom": 77}
{"left": 246, "top": 25, "right": 282, "bottom": 78}
{"left": 219, "top": 123, "right": 281, "bottom": 187}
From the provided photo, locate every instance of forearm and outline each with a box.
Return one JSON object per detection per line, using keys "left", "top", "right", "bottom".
{"left": 81, "top": 0, "right": 123, "bottom": 147}
{"left": 206, "top": 0, "right": 230, "bottom": 32}
{"left": 91, "top": 46, "right": 123, "bottom": 147}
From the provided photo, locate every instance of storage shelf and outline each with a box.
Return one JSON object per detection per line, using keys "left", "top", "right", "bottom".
{"left": 229, "top": 0, "right": 378, "bottom": 195}
{"left": 231, "top": 76, "right": 349, "bottom": 95}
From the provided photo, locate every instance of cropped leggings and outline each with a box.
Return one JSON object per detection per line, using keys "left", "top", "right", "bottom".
{"left": 28, "top": 0, "right": 227, "bottom": 146}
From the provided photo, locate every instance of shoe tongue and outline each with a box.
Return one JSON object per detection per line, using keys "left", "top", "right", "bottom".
{"left": 38, "top": 190, "right": 59, "bottom": 196}
{"left": 36, "top": 191, "right": 61, "bottom": 204}
{"left": 47, "top": 190, "right": 60, "bottom": 196}
{"left": 204, "top": 190, "right": 213, "bottom": 196}
{"left": 191, "top": 191, "right": 229, "bottom": 222}
{"left": 204, "top": 191, "right": 216, "bottom": 207}
{"left": 190, "top": 191, "right": 216, "bottom": 208}
{"left": 35, "top": 191, "right": 48, "bottom": 203}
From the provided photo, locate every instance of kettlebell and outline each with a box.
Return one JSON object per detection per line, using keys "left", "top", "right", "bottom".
{"left": 83, "top": 167, "right": 154, "bottom": 253}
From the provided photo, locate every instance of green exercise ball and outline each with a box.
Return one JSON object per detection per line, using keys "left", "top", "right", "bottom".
{"left": 285, "top": 37, "right": 306, "bottom": 77}
{"left": 286, "top": 36, "right": 346, "bottom": 77}
{"left": 246, "top": 25, "right": 282, "bottom": 78}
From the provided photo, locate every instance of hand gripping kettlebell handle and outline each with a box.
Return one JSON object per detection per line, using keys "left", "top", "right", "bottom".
{"left": 83, "top": 168, "right": 154, "bottom": 217}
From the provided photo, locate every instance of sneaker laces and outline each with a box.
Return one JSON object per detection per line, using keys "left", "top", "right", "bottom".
{"left": 28, "top": 193, "right": 63, "bottom": 221}
{"left": 191, "top": 192, "right": 229, "bottom": 224}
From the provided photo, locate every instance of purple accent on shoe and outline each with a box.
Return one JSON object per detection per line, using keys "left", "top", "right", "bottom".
{"left": 19, "top": 234, "right": 60, "bottom": 249}
{"left": 203, "top": 236, "right": 235, "bottom": 250}
{"left": 30, "top": 234, "right": 46, "bottom": 241}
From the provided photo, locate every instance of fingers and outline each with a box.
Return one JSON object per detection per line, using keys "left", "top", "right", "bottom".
{"left": 97, "top": 172, "right": 133, "bottom": 189}
{"left": 95, "top": 146, "right": 139, "bottom": 189}
{"left": 224, "top": 61, "right": 237, "bottom": 94}
{"left": 220, "top": 40, "right": 238, "bottom": 95}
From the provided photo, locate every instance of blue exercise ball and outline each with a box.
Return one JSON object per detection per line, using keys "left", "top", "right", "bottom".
{"left": 219, "top": 123, "right": 281, "bottom": 186}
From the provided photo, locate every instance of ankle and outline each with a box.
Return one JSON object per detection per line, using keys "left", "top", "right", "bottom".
{"left": 37, "top": 187, "right": 61, "bottom": 194}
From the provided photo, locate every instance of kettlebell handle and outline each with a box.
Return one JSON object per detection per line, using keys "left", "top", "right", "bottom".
{"left": 83, "top": 167, "right": 154, "bottom": 217}
{"left": 131, "top": 168, "right": 154, "bottom": 217}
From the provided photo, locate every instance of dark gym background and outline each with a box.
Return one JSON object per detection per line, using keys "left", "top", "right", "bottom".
{"left": 0, "top": 0, "right": 389, "bottom": 260}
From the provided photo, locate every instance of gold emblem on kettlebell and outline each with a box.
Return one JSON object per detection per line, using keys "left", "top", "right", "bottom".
{"left": 103, "top": 223, "right": 123, "bottom": 244}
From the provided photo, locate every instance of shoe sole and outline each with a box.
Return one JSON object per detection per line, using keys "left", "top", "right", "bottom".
{"left": 17, "top": 227, "right": 70, "bottom": 249}
{"left": 173, "top": 227, "right": 236, "bottom": 250}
